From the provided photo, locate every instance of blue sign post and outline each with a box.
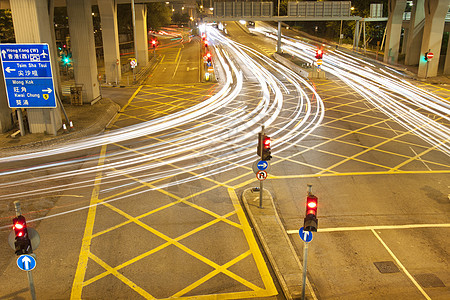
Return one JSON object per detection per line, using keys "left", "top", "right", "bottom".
{"left": 0, "top": 43, "right": 56, "bottom": 108}
{"left": 16, "top": 254, "right": 36, "bottom": 271}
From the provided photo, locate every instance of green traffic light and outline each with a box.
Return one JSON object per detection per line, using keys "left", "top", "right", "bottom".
{"left": 63, "top": 57, "right": 71, "bottom": 64}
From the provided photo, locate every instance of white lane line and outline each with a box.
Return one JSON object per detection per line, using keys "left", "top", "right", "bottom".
{"left": 286, "top": 223, "right": 450, "bottom": 235}
{"left": 371, "top": 229, "right": 431, "bottom": 300}
{"left": 172, "top": 53, "right": 182, "bottom": 78}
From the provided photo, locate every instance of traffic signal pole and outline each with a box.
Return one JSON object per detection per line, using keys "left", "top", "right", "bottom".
{"left": 301, "top": 184, "right": 313, "bottom": 300}
{"left": 14, "top": 201, "right": 36, "bottom": 300}
{"left": 259, "top": 126, "right": 265, "bottom": 208}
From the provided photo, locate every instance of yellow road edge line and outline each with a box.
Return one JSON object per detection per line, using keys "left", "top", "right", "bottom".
{"left": 70, "top": 144, "right": 108, "bottom": 299}
{"left": 227, "top": 188, "right": 278, "bottom": 296}
{"left": 371, "top": 229, "right": 431, "bottom": 300}
{"left": 120, "top": 85, "right": 143, "bottom": 113}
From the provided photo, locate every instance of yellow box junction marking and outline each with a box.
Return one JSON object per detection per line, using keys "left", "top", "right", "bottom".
{"left": 71, "top": 85, "right": 278, "bottom": 299}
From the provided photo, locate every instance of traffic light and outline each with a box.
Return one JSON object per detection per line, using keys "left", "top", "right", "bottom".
{"left": 262, "top": 135, "right": 271, "bottom": 161}
{"left": 315, "top": 49, "right": 323, "bottom": 59}
{"left": 62, "top": 54, "right": 71, "bottom": 65}
{"left": 12, "top": 215, "right": 32, "bottom": 255}
{"left": 151, "top": 39, "right": 157, "bottom": 48}
{"left": 424, "top": 52, "right": 429, "bottom": 62}
{"left": 303, "top": 195, "right": 318, "bottom": 232}
{"left": 257, "top": 133, "right": 272, "bottom": 161}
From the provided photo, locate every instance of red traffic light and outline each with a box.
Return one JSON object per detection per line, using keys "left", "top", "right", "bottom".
{"left": 206, "top": 52, "right": 211, "bottom": 58}
{"left": 306, "top": 195, "right": 318, "bottom": 216}
{"left": 304, "top": 195, "right": 318, "bottom": 232}
{"left": 315, "top": 49, "right": 323, "bottom": 59}
{"left": 263, "top": 136, "right": 271, "bottom": 149}
{"left": 152, "top": 40, "right": 156, "bottom": 45}
{"left": 13, "top": 215, "right": 29, "bottom": 239}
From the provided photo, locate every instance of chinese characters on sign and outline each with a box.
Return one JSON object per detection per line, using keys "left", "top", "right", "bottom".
{"left": 0, "top": 43, "right": 56, "bottom": 108}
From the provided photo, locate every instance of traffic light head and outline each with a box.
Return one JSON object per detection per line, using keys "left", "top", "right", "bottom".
{"left": 303, "top": 195, "right": 318, "bottom": 232}
{"left": 152, "top": 39, "right": 157, "bottom": 47}
{"left": 13, "top": 215, "right": 32, "bottom": 255}
{"left": 62, "top": 54, "right": 71, "bottom": 65}
{"left": 257, "top": 133, "right": 272, "bottom": 161}
{"left": 206, "top": 52, "right": 212, "bottom": 62}
{"left": 315, "top": 49, "right": 323, "bottom": 59}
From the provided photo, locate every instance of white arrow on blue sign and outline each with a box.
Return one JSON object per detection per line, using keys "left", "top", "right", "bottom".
{"left": 16, "top": 254, "right": 36, "bottom": 271}
{"left": 257, "top": 160, "right": 268, "bottom": 171}
{"left": 298, "top": 227, "right": 313, "bottom": 243}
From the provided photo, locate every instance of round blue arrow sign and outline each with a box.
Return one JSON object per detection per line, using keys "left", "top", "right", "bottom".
{"left": 299, "top": 227, "right": 313, "bottom": 243}
{"left": 257, "top": 160, "right": 268, "bottom": 171}
{"left": 16, "top": 254, "right": 36, "bottom": 271}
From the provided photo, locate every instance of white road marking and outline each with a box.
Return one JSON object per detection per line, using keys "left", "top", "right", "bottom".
{"left": 286, "top": 223, "right": 450, "bottom": 234}
{"left": 371, "top": 229, "right": 431, "bottom": 300}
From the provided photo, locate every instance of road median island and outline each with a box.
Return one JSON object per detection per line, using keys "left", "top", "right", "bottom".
{"left": 241, "top": 188, "right": 316, "bottom": 300}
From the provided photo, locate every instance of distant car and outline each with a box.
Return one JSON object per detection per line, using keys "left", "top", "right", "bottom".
{"left": 247, "top": 21, "right": 255, "bottom": 29}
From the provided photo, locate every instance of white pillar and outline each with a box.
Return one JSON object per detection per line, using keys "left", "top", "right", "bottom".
{"left": 98, "top": 0, "right": 121, "bottom": 85}
{"left": 384, "top": 0, "right": 407, "bottom": 64}
{"left": 9, "top": 0, "right": 62, "bottom": 135}
{"left": 135, "top": 4, "right": 148, "bottom": 68}
{"left": 67, "top": 0, "right": 100, "bottom": 102}
{"left": 417, "top": 0, "right": 450, "bottom": 78}
{"left": 404, "top": 0, "right": 425, "bottom": 65}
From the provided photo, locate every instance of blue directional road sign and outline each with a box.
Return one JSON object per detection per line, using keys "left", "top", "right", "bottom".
{"left": 257, "top": 160, "right": 268, "bottom": 171}
{"left": 16, "top": 254, "right": 36, "bottom": 271}
{"left": 298, "top": 227, "right": 313, "bottom": 243}
{"left": 0, "top": 43, "right": 56, "bottom": 108}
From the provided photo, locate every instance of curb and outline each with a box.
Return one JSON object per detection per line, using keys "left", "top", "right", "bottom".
{"left": 241, "top": 188, "right": 317, "bottom": 300}
{"left": 0, "top": 98, "right": 120, "bottom": 156}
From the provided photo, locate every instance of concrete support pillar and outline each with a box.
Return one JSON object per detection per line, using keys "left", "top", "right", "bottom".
{"left": 353, "top": 20, "right": 360, "bottom": 50}
{"left": 444, "top": 34, "right": 450, "bottom": 75}
{"left": 277, "top": 22, "right": 282, "bottom": 54}
{"left": 135, "top": 4, "right": 148, "bottom": 68}
{"left": 417, "top": 0, "right": 450, "bottom": 78}
{"left": 67, "top": 0, "right": 100, "bottom": 102}
{"left": 384, "top": 0, "right": 407, "bottom": 64}
{"left": 405, "top": 0, "right": 425, "bottom": 65}
{"left": 98, "top": 0, "right": 121, "bottom": 85}
{"left": 9, "top": 0, "right": 62, "bottom": 135}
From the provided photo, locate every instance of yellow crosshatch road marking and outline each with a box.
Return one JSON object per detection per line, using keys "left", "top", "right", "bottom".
{"left": 71, "top": 85, "right": 277, "bottom": 299}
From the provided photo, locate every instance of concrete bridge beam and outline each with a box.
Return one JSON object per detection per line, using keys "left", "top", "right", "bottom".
{"left": 67, "top": 0, "right": 101, "bottom": 102}
{"left": 98, "top": 0, "right": 121, "bottom": 85}
{"left": 417, "top": 0, "right": 450, "bottom": 78}
{"left": 384, "top": 0, "right": 407, "bottom": 64}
